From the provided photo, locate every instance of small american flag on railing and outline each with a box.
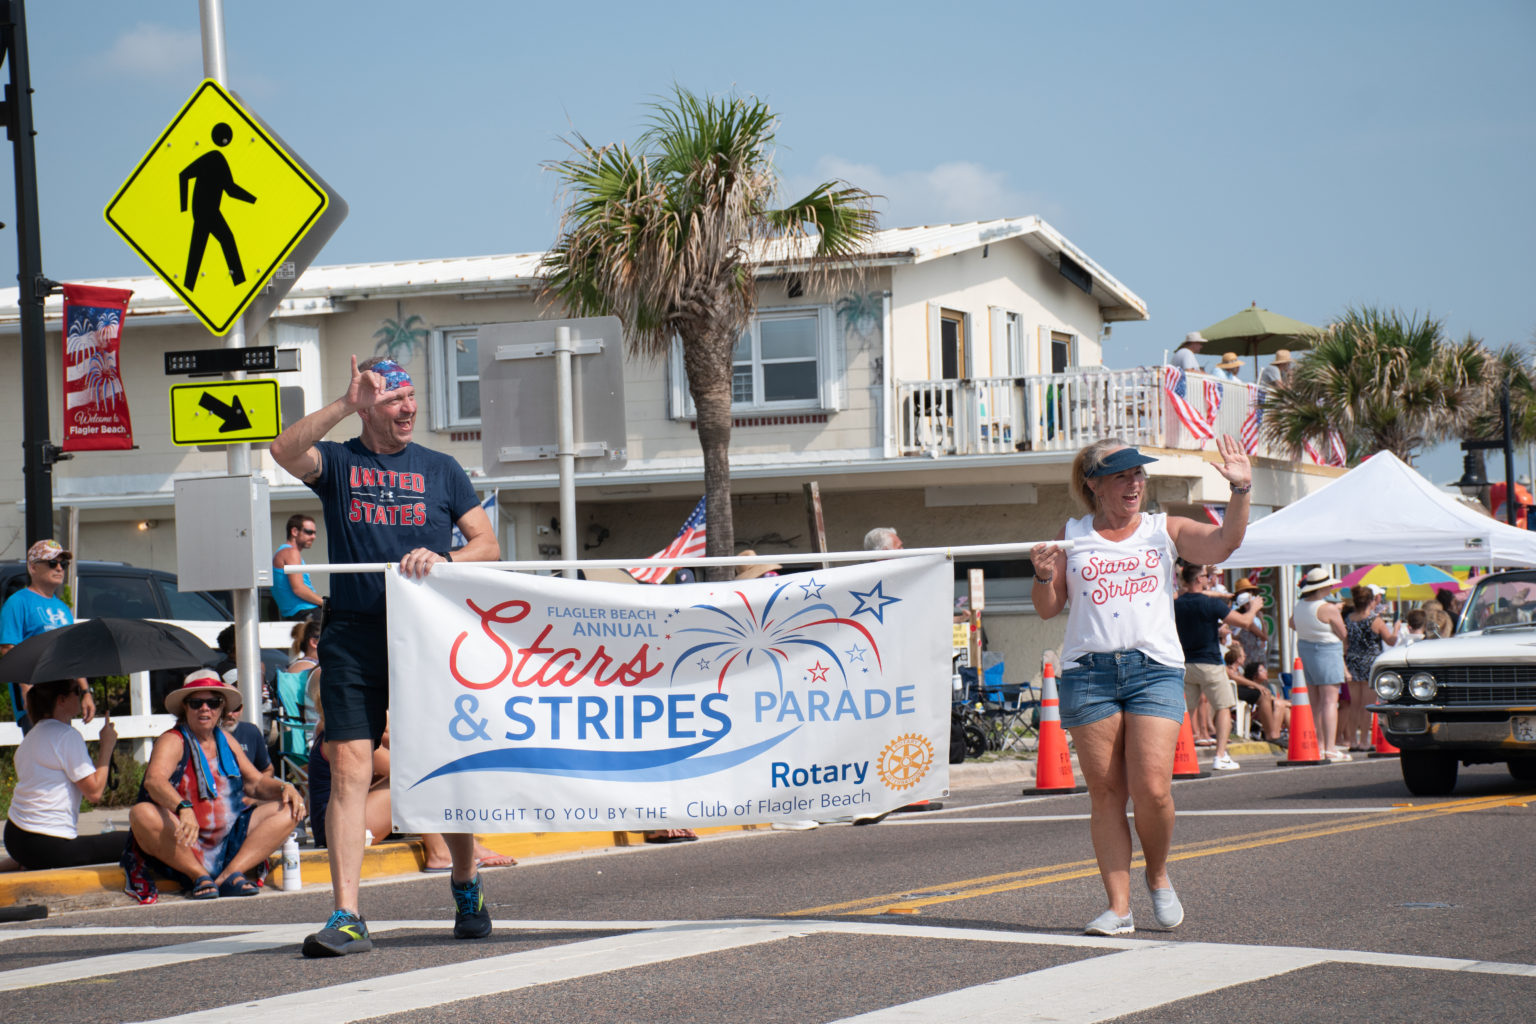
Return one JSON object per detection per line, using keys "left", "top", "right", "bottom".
{"left": 1240, "top": 386, "right": 1263, "bottom": 454}
{"left": 1202, "top": 378, "right": 1223, "bottom": 429}
{"left": 1163, "top": 366, "right": 1214, "bottom": 440}
{"left": 629, "top": 497, "right": 707, "bottom": 584}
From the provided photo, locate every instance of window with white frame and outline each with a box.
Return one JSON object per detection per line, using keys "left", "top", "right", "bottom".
{"left": 671, "top": 305, "right": 841, "bottom": 417}
{"left": 429, "top": 327, "right": 481, "bottom": 430}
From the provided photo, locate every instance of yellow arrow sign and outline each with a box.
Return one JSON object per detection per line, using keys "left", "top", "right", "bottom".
{"left": 104, "top": 80, "right": 328, "bottom": 336}
{"left": 169, "top": 379, "right": 282, "bottom": 446}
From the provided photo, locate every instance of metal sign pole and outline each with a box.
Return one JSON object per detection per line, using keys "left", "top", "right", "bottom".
{"left": 199, "top": 0, "right": 261, "bottom": 723}
{"left": 555, "top": 326, "right": 577, "bottom": 578}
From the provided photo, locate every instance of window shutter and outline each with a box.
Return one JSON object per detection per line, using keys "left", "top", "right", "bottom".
{"left": 988, "top": 307, "right": 1008, "bottom": 377}
{"left": 667, "top": 337, "right": 693, "bottom": 419}
{"left": 426, "top": 328, "right": 448, "bottom": 431}
{"left": 926, "top": 303, "right": 943, "bottom": 379}
{"left": 822, "top": 307, "right": 844, "bottom": 411}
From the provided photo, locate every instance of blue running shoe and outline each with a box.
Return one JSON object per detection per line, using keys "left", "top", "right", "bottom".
{"left": 302, "top": 909, "right": 373, "bottom": 957}
{"left": 452, "top": 875, "right": 492, "bottom": 939}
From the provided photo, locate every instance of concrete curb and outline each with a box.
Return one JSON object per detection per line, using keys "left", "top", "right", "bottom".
{"left": 1, "top": 744, "right": 1284, "bottom": 910}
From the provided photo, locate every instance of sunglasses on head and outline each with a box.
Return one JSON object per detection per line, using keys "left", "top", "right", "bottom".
{"left": 185, "top": 696, "right": 225, "bottom": 710}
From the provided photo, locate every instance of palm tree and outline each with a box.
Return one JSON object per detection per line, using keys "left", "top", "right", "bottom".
{"left": 542, "top": 87, "right": 878, "bottom": 577}
{"left": 1262, "top": 307, "right": 1490, "bottom": 463}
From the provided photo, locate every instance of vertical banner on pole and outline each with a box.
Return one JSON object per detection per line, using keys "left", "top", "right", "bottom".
{"left": 388, "top": 557, "right": 952, "bottom": 832}
{"left": 61, "top": 284, "right": 135, "bottom": 452}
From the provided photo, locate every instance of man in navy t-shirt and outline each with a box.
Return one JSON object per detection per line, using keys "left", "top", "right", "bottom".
{"left": 1174, "top": 563, "right": 1262, "bottom": 771}
{"left": 271, "top": 355, "right": 498, "bottom": 958}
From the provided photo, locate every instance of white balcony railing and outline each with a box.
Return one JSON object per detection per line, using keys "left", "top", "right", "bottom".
{"left": 895, "top": 367, "right": 1291, "bottom": 460}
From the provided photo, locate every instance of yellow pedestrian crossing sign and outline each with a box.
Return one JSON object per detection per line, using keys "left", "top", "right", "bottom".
{"left": 169, "top": 379, "right": 282, "bottom": 446}
{"left": 104, "top": 80, "right": 328, "bottom": 336}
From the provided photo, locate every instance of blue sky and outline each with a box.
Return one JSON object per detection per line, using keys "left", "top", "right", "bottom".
{"left": 4, "top": 1, "right": 1533, "bottom": 482}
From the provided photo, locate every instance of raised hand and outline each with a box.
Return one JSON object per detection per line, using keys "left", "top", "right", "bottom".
{"left": 1213, "top": 434, "right": 1252, "bottom": 490}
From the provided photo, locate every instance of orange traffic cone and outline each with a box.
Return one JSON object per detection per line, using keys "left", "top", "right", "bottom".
{"left": 1173, "top": 711, "right": 1209, "bottom": 779}
{"left": 1368, "top": 713, "right": 1400, "bottom": 758}
{"left": 1277, "top": 657, "right": 1328, "bottom": 766}
{"left": 1028, "top": 661, "right": 1084, "bottom": 794}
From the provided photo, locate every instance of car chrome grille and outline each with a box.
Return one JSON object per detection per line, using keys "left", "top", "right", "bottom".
{"left": 1436, "top": 665, "right": 1536, "bottom": 704}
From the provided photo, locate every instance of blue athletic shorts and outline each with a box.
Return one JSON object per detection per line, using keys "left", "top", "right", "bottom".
{"left": 317, "top": 613, "right": 389, "bottom": 744}
{"left": 1058, "top": 650, "right": 1187, "bottom": 729}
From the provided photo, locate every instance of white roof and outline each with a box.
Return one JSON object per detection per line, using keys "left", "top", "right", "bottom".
{"left": 1220, "top": 450, "right": 1536, "bottom": 569}
{"left": 0, "top": 217, "right": 1147, "bottom": 327}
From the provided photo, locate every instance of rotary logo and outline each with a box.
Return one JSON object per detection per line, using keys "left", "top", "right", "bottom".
{"left": 875, "top": 732, "right": 934, "bottom": 791}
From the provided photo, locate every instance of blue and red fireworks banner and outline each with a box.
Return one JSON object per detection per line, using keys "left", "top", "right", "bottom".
{"left": 61, "top": 284, "right": 135, "bottom": 452}
{"left": 387, "top": 557, "right": 953, "bottom": 832}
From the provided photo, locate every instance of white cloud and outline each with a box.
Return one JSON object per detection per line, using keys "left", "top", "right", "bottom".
{"left": 102, "top": 24, "right": 202, "bottom": 81}
{"left": 800, "top": 156, "right": 1058, "bottom": 228}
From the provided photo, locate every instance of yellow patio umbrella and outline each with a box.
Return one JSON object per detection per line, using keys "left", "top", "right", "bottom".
{"left": 1339, "top": 563, "right": 1464, "bottom": 602}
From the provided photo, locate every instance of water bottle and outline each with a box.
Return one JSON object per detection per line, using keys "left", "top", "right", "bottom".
{"left": 281, "top": 832, "right": 302, "bottom": 891}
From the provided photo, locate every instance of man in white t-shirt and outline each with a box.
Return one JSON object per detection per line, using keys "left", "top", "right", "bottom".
{"left": 1171, "top": 332, "right": 1207, "bottom": 373}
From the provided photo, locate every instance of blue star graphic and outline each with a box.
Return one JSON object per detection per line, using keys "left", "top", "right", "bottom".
{"left": 846, "top": 644, "right": 867, "bottom": 663}
{"left": 696, "top": 657, "right": 711, "bottom": 670}
{"left": 799, "top": 577, "right": 826, "bottom": 599}
{"left": 848, "top": 581, "right": 901, "bottom": 623}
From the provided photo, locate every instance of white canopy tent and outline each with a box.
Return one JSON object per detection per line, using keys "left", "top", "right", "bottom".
{"left": 1219, "top": 450, "right": 1536, "bottom": 571}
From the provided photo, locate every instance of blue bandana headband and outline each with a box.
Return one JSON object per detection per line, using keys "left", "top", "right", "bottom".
{"left": 371, "top": 359, "right": 413, "bottom": 391}
{"left": 1086, "top": 446, "right": 1158, "bottom": 477}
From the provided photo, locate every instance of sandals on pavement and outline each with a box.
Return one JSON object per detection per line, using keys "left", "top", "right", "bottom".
{"left": 218, "top": 874, "right": 260, "bottom": 897}
{"left": 189, "top": 874, "right": 218, "bottom": 900}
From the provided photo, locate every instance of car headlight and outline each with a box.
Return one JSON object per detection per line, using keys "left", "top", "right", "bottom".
{"left": 1408, "top": 672, "right": 1438, "bottom": 701}
{"left": 1374, "top": 672, "right": 1403, "bottom": 701}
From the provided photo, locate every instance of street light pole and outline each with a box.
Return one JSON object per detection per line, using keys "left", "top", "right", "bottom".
{"left": 1458, "top": 378, "right": 1519, "bottom": 527}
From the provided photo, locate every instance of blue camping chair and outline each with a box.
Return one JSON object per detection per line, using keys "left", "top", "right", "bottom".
{"left": 272, "top": 668, "right": 316, "bottom": 787}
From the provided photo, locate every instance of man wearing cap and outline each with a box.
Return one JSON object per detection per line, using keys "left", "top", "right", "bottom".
{"left": 1, "top": 540, "right": 95, "bottom": 734}
{"left": 1171, "top": 332, "right": 1206, "bottom": 373}
{"left": 1259, "top": 349, "right": 1293, "bottom": 389}
{"left": 271, "top": 355, "right": 498, "bottom": 958}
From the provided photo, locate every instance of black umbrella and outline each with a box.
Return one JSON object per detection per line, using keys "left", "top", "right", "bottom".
{"left": 0, "top": 617, "right": 221, "bottom": 683}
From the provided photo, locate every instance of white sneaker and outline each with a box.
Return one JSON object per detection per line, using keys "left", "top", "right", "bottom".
{"left": 1212, "top": 753, "right": 1241, "bottom": 770}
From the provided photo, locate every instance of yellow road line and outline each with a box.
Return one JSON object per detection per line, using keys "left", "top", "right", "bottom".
{"left": 787, "top": 793, "right": 1528, "bottom": 917}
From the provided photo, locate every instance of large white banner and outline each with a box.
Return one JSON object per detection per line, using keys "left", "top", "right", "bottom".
{"left": 386, "top": 556, "right": 952, "bottom": 833}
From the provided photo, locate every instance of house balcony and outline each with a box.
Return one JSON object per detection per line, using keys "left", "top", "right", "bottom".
{"left": 895, "top": 368, "right": 1287, "bottom": 460}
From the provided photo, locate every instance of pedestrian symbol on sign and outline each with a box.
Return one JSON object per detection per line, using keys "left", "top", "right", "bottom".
{"left": 179, "top": 122, "right": 256, "bottom": 290}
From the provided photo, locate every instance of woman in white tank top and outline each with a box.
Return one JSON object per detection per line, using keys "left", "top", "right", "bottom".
{"left": 1289, "top": 568, "right": 1350, "bottom": 760}
{"left": 1030, "top": 435, "right": 1253, "bottom": 938}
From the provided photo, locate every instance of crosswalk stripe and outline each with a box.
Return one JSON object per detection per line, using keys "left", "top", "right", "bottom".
{"left": 826, "top": 942, "right": 1324, "bottom": 1023}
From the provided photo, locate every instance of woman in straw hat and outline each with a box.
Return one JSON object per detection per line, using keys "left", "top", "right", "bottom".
{"left": 1029, "top": 433, "right": 1252, "bottom": 937}
{"left": 1289, "top": 568, "right": 1350, "bottom": 761}
{"left": 1213, "top": 351, "right": 1244, "bottom": 381}
{"left": 126, "top": 671, "right": 305, "bottom": 899}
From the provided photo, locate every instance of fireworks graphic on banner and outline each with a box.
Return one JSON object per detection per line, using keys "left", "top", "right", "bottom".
{"left": 669, "top": 578, "right": 883, "bottom": 696}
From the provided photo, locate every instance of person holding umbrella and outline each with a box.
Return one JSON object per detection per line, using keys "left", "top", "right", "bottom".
{"left": 124, "top": 672, "right": 304, "bottom": 899}
{"left": 2, "top": 680, "right": 120, "bottom": 871}
{"left": 1, "top": 540, "right": 95, "bottom": 734}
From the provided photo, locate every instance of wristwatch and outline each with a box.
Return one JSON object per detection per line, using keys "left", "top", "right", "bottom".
{"left": 175, "top": 799, "right": 193, "bottom": 813}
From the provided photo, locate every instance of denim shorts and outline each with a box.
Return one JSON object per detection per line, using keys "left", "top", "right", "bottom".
{"left": 317, "top": 613, "right": 389, "bottom": 744}
{"left": 1296, "top": 639, "right": 1346, "bottom": 689}
{"left": 1058, "top": 650, "right": 1187, "bottom": 728}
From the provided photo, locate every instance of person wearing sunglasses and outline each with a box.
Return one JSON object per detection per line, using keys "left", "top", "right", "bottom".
{"left": 121, "top": 671, "right": 304, "bottom": 900}
{"left": 2, "top": 679, "right": 121, "bottom": 871}
{"left": 273, "top": 514, "right": 323, "bottom": 621}
{"left": 1, "top": 539, "right": 95, "bottom": 735}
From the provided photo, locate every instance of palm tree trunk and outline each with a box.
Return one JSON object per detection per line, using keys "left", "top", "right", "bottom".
{"left": 683, "top": 327, "right": 736, "bottom": 581}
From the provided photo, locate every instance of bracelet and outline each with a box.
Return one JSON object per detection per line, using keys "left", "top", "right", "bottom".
{"left": 1033, "top": 574, "right": 1055, "bottom": 585}
{"left": 1229, "top": 483, "right": 1252, "bottom": 494}
{"left": 436, "top": 549, "right": 452, "bottom": 562}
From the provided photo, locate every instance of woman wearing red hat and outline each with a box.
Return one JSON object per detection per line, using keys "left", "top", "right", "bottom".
{"left": 124, "top": 671, "right": 304, "bottom": 899}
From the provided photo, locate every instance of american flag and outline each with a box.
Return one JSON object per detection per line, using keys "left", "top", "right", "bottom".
{"left": 1163, "top": 366, "right": 1214, "bottom": 440}
{"left": 1202, "top": 504, "right": 1225, "bottom": 526}
{"left": 1303, "top": 438, "right": 1324, "bottom": 464}
{"left": 1240, "top": 386, "right": 1263, "bottom": 454}
{"left": 629, "top": 497, "right": 707, "bottom": 584}
{"left": 1202, "top": 378, "right": 1223, "bottom": 429}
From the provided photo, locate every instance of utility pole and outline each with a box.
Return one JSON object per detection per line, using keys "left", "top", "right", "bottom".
{"left": 2, "top": 0, "right": 68, "bottom": 548}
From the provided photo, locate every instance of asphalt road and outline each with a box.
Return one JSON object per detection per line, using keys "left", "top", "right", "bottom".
{"left": 3, "top": 757, "right": 1533, "bottom": 1023}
